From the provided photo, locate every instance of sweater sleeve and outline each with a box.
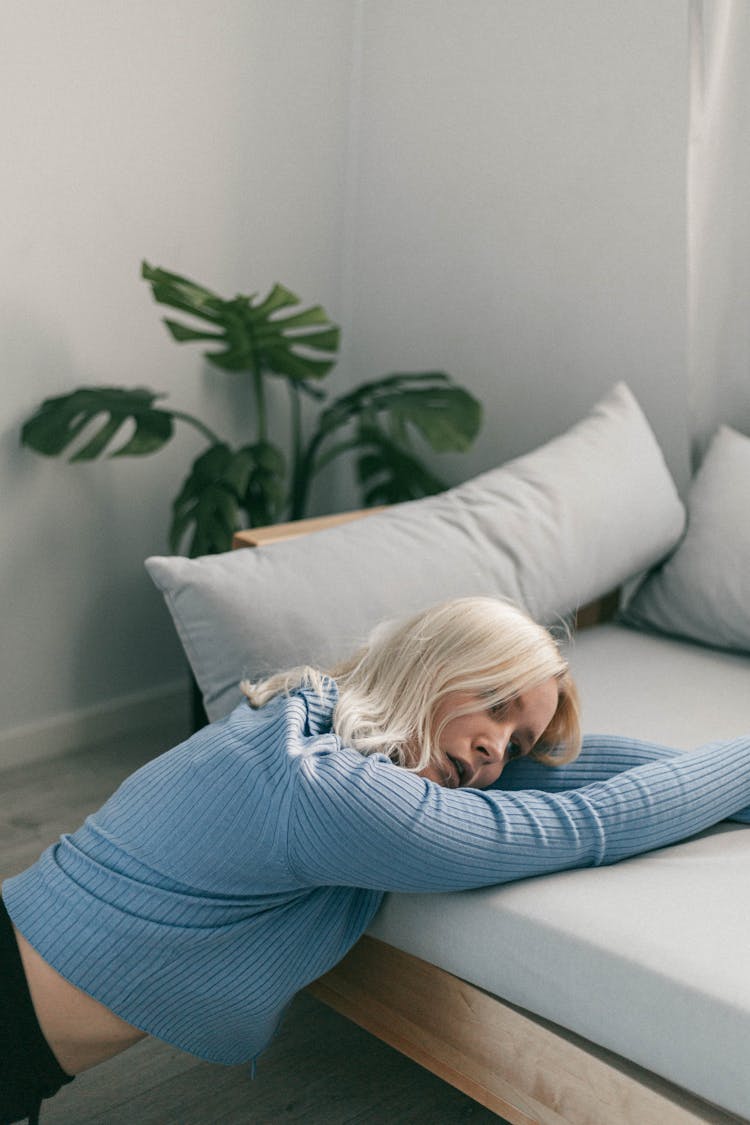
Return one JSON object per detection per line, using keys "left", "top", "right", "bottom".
{"left": 497, "top": 733, "right": 750, "bottom": 824}
{"left": 287, "top": 736, "right": 750, "bottom": 892}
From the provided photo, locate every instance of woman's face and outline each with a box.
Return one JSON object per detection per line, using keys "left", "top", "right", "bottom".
{"left": 419, "top": 678, "right": 559, "bottom": 790}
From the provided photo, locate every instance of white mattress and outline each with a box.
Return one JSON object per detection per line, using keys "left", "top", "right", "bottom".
{"left": 367, "top": 624, "right": 750, "bottom": 1118}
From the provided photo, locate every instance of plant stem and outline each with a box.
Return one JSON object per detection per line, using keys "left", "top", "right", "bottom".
{"left": 290, "top": 430, "right": 364, "bottom": 520}
{"left": 312, "top": 437, "right": 362, "bottom": 474}
{"left": 169, "top": 411, "right": 223, "bottom": 446}
{"left": 252, "top": 366, "right": 267, "bottom": 443}
{"left": 288, "top": 382, "right": 304, "bottom": 520}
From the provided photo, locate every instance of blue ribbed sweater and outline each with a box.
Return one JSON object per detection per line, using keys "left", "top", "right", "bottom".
{"left": 3, "top": 682, "right": 750, "bottom": 1064}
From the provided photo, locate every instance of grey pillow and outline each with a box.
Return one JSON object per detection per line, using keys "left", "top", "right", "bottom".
{"left": 146, "top": 382, "right": 685, "bottom": 721}
{"left": 622, "top": 425, "right": 750, "bottom": 653}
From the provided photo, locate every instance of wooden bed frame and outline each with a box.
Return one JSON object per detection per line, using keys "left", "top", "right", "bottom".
{"left": 233, "top": 512, "right": 745, "bottom": 1125}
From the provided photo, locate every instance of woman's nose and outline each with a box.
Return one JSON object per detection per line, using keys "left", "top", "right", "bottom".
{"left": 475, "top": 731, "right": 509, "bottom": 763}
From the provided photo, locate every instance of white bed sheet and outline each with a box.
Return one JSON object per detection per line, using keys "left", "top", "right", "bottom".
{"left": 367, "top": 625, "right": 750, "bottom": 1118}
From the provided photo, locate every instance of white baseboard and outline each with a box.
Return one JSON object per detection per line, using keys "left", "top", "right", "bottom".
{"left": 0, "top": 680, "right": 192, "bottom": 771}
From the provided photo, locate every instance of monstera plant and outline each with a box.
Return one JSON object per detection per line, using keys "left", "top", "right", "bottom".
{"left": 21, "top": 262, "right": 482, "bottom": 557}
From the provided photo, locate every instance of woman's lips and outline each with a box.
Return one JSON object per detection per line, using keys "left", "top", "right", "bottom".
{"left": 447, "top": 755, "right": 469, "bottom": 788}
{"left": 448, "top": 756, "right": 479, "bottom": 788}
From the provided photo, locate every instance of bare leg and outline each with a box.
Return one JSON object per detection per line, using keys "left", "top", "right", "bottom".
{"left": 14, "top": 926, "right": 146, "bottom": 1075}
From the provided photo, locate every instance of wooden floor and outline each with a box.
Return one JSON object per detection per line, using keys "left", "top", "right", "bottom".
{"left": 0, "top": 728, "right": 505, "bottom": 1124}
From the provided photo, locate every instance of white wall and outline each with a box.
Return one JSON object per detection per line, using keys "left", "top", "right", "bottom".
{"left": 0, "top": 0, "right": 355, "bottom": 760}
{"left": 1, "top": 1, "right": 700, "bottom": 763}
{"left": 338, "top": 0, "right": 691, "bottom": 505}
{"left": 688, "top": 0, "right": 750, "bottom": 455}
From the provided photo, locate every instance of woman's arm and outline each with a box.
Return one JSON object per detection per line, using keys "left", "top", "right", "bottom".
{"left": 498, "top": 733, "right": 681, "bottom": 790}
{"left": 288, "top": 735, "right": 750, "bottom": 893}
{"left": 497, "top": 734, "right": 750, "bottom": 824}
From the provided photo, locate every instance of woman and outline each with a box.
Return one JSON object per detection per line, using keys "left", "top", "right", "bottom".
{"left": 2, "top": 595, "right": 750, "bottom": 1125}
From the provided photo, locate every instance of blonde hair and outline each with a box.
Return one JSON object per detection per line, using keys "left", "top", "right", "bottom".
{"left": 242, "top": 596, "right": 581, "bottom": 775}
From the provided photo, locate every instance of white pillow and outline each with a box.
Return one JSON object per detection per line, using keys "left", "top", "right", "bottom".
{"left": 146, "top": 382, "right": 685, "bottom": 721}
{"left": 622, "top": 425, "right": 750, "bottom": 653}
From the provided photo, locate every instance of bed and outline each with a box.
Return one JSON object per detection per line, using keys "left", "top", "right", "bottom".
{"left": 146, "top": 384, "right": 750, "bottom": 1124}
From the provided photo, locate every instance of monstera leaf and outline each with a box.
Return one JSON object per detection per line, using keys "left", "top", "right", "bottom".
{"left": 241, "top": 441, "right": 286, "bottom": 529}
{"left": 355, "top": 420, "right": 447, "bottom": 505}
{"left": 21, "top": 387, "right": 175, "bottom": 460}
{"left": 314, "top": 372, "right": 481, "bottom": 453}
{"left": 142, "top": 262, "right": 340, "bottom": 383}
{"left": 170, "top": 440, "right": 286, "bottom": 557}
{"left": 291, "top": 372, "right": 482, "bottom": 514}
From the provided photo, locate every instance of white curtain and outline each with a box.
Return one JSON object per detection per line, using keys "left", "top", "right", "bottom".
{"left": 688, "top": 0, "right": 750, "bottom": 458}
